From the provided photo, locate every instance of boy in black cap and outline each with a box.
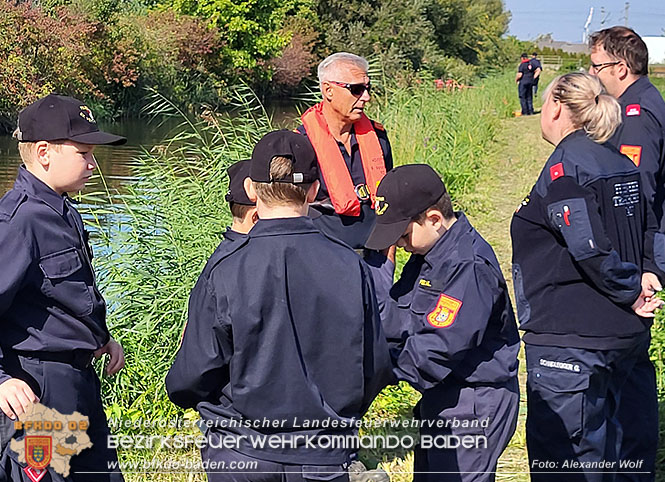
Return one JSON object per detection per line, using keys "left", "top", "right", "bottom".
{"left": 366, "top": 164, "right": 520, "bottom": 482}
{"left": 166, "top": 130, "right": 394, "bottom": 481}
{"left": 225, "top": 159, "right": 258, "bottom": 239}
{"left": 0, "top": 94, "right": 126, "bottom": 480}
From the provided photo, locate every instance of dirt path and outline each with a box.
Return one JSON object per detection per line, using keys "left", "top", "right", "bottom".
{"left": 463, "top": 113, "right": 553, "bottom": 481}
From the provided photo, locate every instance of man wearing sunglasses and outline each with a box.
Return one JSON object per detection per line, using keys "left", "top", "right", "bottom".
{"left": 589, "top": 26, "right": 665, "bottom": 482}
{"left": 298, "top": 52, "right": 393, "bottom": 251}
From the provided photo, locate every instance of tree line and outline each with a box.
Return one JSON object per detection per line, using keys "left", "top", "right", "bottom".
{"left": 0, "top": 0, "right": 531, "bottom": 127}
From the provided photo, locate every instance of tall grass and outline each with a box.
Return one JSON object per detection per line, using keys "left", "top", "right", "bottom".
{"left": 85, "top": 73, "right": 520, "bottom": 479}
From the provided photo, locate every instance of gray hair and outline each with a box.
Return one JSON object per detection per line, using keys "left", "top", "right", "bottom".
{"left": 317, "top": 52, "right": 369, "bottom": 84}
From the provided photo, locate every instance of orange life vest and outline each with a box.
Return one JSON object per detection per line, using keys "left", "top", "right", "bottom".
{"left": 301, "top": 102, "right": 386, "bottom": 217}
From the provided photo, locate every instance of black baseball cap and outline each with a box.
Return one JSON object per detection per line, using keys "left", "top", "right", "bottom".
{"left": 249, "top": 130, "right": 318, "bottom": 183}
{"left": 365, "top": 164, "right": 446, "bottom": 251}
{"left": 225, "top": 160, "right": 254, "bottom": 206}
{"left": 15, "top": 94, "right": 126, "bottom": 145}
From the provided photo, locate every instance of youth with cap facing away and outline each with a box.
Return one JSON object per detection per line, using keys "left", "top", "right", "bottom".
{"left": 0, "top": 94, "right": 126, "bottom": 481}
{"left": 365, "top": 164, "right": 520, "bottom": 482}
{"left": 225, "top": 160, "right": 258, "bottom": 238}
{"left": 166, "top": 130, "right": 394, "bottom": 481}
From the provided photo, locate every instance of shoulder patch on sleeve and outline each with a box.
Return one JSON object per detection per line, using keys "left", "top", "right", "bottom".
{"left": 626, "top": 104, "right": 641, "bottom": 117}
{"left": 549, "top": 162, "right": 564, "bottom": 181}
{"left": 620, "top": 145, "right": 642, "bottom": 167}
{"left": 426, "top": 293, "right": 462, "bottom": 328}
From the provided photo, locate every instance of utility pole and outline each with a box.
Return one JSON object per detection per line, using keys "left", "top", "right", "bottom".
{"left": 583, "top": 7, "right": 594, "bottom": 43}
{"left": 624, "top": 2, "right": 630, "bottom": 26}
{"left": 600, "top": 7, "right": 611, "bottom": 27}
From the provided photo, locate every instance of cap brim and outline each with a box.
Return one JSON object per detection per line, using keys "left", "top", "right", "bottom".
{"left": 365, "top": 218, "right": 411, "bottom": 251}
{"left": 69, "top": 131, "right": 127, "bottom": 146}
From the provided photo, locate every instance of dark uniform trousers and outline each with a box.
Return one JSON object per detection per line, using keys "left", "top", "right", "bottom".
{"left": 201, "top": 432, "right": 349, "bottom": 482}
{"left": 525, "top": 338, "right": 649, "bottom": 482}
{"left": 413, "top": 378, "right": 519, "bottom": 482}
{"left": 0, "top": 354, "right": 122, "bottom": 482}
{"left": 518, "top": 83, "right": 534, "bottom": 116}
{"left": 614, "top": 348, "right": 657, "bottom": 482}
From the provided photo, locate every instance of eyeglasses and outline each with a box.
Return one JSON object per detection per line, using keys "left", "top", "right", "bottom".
{"left": 328, "top": 80, "right": 371, "bottom": 97}
{"left": 590, "top": 61, "right": 621, "bottom": 73}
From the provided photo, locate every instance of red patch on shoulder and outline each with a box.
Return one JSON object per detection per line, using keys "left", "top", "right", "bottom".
{"left": 626, "top": 104, "right": 641, "bottom": 117}
{"left": 549, "top": 162, "right": 564, "bottom": 181}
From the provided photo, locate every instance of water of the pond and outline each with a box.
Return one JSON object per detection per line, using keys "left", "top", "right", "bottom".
{"left": 0, "top": 108, "right": 299, "bottom": 199}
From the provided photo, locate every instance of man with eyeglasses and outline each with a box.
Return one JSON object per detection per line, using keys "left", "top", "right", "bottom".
{"left": 298, "top": 52, "right": 393, "bottom": 251}
{"left": 589, "top": 26, "right": 665, "bottom": 482}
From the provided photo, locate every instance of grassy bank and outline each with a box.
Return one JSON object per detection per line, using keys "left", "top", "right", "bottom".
{"left": 86, "top": 73, "right": 528, "bottom": 479}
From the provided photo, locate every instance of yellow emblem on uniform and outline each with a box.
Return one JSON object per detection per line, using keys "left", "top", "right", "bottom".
{"left": 426, "top": 293, "right": 462, "bottom": 328}
{"left": 419, "top": 279, "right": 432, "bottom": 287}
{"left": 620, "top": 144, "right": 642, "bottom": 167}
{"left": 375, "top": 196, "right": 389, "bottom": 215}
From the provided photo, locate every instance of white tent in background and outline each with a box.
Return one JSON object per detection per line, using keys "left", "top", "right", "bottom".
{"left": 644, "top": 37, "right": 665, "bottom": 64}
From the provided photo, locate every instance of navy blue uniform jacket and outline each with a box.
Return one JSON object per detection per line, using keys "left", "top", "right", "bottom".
{"left": 512, "top": 130, "right": 663, "bottom": 350}
{"left": 296, "top": 122, "right": 393, "bottom": 249}
{"left": 608, "top": 77, "right": 665, "bottom": 229}
{"left": 375, "top": 213, "right": 519, "bottom": 393}
{"left": 0, "top": 167, "right": 109, "bottom": 386}
{"left": 166, "top": 217, "right": 394, "bottom": 464}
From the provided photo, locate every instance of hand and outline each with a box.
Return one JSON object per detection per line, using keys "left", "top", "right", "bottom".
{"left": 632, "top": 292, "right": 664, "bottom": 318}
{"left": 381, "top": 245, "right": 397, "bottom": 265}
{"left": 94, "top": 339, "right": 125, "bottom": 376}
{"left": 0, "top": 378, "right": 38, "bottom": 420}
{"left": 641, "top": 272, "right": 662, "bottom": 300}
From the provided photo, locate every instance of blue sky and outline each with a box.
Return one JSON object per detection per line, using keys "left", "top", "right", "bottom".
{"left": 504, "top": 0, "right": 665, "bottom": 42}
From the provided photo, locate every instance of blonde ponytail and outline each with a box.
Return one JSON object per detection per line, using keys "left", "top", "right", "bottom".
{"left": 544, "top": 72, "right": 622, "bottom": 143}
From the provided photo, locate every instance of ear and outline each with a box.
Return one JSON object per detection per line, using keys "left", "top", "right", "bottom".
{"left": 35, "top": 141, "right": 50, "bottom": 169}
{"left": 616, "top": 61, "right": 630, "bottom": 81}
{"left": 426, "top": 209, "right": 444, "bottom": 230}
{"left": 244, "top": 177, "right": 258, "bottom": 203}
{"left": 551, "top": 99, "right": 563, "bottom": 121}
{"left": 250, "top": 207, "right": 259, "bottom": 224}
{"left": 306, "top": 180, "right": 320, "bottom": 203}
{"left": 321, "top": 82, "right": 334, "bottom": 102}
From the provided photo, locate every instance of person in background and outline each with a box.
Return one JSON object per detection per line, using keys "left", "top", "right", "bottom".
{"left": 530, "top": 52, "right": 542, "bottom": 96}
{"left": 511, "top": 72, "right": 663, "bottom": 481}
{"left": 297, "top": 52, "right": 392, "bottom": 251}
{"left": 516, "top": 53, "right": 535, "bottom": 116}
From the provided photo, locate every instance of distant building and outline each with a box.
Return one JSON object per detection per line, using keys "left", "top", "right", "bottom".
{"left": 644, "top": 37, "right": 665, "bottom": 64}
{"left": 535, "top": 34, "right": 589, "bottom": 55}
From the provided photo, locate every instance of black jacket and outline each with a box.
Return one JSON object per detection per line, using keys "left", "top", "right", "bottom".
{"left": 511, "top": 130, "right": 661, "bottom": 349}
{"left": 0, "top": 167, "right": 109, "bottom": 385}
{"left": 166, "top": 217, "right": 394, "bottom": 464}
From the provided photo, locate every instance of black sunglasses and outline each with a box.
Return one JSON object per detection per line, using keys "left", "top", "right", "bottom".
{"left": 329, "top": 80, "right": 371, "bottom": 97}
{"left": 590, "top": 61, "right": 621, "bottom": 73}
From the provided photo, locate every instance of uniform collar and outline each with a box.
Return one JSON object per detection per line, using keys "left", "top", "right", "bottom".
{"left": 423, "top": 212, "right": 472, "bottom": 266}
{"left": 619, "top": 76, "right": 651, "bottom": 102}
{"left": 223, "top": 227, "right": 242, "bottom": 241}
{"left": 557, "top": 129, "right": 586, "bottom": 147}
{"left": 14, "top": 165, "right": 67, "bottom": 215}
{"left": 249, "top": 216, "right": 320, "bottom": 237}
